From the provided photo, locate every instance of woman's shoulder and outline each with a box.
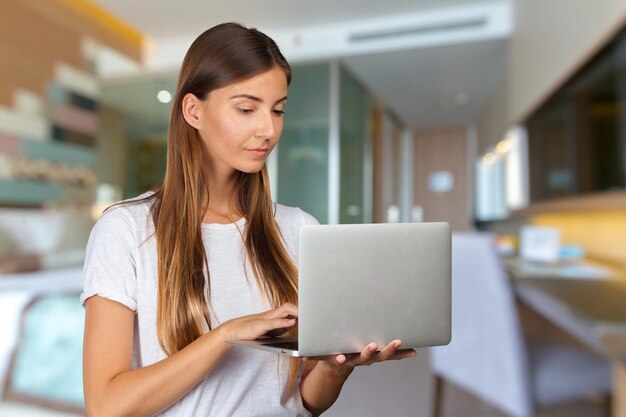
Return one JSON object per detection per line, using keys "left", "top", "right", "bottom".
{"left": 96, "top": 191, "right": 155, "bottom": 234}
{"left": 273, "top": 203, "right": 320, "bottom": 226}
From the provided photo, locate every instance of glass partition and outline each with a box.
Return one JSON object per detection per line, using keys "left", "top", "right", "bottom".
{"left": 339, "top": 67, "right": 372, "bottom": 224}
{"left": 276, "top": 63, "right": 330, "bottom": 224}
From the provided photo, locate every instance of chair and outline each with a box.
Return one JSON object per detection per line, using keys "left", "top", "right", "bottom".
{"left": 429, "top": 232, "right": 611, "bottom": 417}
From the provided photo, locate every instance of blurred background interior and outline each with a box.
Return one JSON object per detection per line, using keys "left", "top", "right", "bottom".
{"left": 1, "top": 0, "right": 626, "bottom": 416}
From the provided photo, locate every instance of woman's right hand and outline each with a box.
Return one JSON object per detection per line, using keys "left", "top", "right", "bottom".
{"left": 215, "top": 303, "right": 298, "bottom": 344}
{"left": 84, "top": 297, "right": 297, "bottom": 417}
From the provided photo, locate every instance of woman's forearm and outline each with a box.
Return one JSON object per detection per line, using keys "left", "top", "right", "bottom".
{"left": 85, "top": 299, "right": 300, "bottom": 417}
{"left": 85, "top": 327, "right": 231, "bottom": 417}
{"left": 299, "top": 362, "right": 353, "bottom": 416}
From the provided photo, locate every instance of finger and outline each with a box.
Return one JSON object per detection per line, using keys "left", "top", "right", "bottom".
{"left": 377, "top": 340, "right": 402, "bottom": 361}
{"left": 264, "top": 317, "right": 297, "bottom": 333}
{"left": 388, "top": 348, "right": 417, "bottom": 360}
{"left": 267, "top": 303, "right": 298, "bottom": 319}
{"left": 277, "top": 317, "right": 297, "bottom": 327}
{"left": 346, "top": 343, "right": 378, "bottom": 366}
{"left": 279, "top": 303, "right": 299, "bottom": 318}
{"left": 300, "top": 353, "right": 344, "bottom": 362}
{"left": 335, "top": 354, "right": 347, "bottom": 365}
{"left": 262, "top": 326, "right": 291, "bottom": 338}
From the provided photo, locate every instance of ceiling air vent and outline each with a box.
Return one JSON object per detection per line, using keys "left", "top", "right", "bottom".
{"left": 349, "top": 17, "right": 488, "bottom": 43}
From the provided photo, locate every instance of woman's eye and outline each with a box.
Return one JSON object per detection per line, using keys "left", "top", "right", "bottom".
{"left": 273, "top": 109, "right": 285, "bottom": 116}
{"left": 237, "top": 108, "right": 253, "bottom": 114}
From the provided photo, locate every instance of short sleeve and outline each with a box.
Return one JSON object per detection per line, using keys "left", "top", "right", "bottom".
{"left": 299, "top": 209, "right": 320, "bottom": 226}
{"left": 80, "top": 207, "right": 138, "bottom": 311}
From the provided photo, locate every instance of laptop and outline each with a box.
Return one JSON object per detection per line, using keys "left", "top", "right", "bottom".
{"left": 227, "top": 222, "right": 451, "bottom": 357}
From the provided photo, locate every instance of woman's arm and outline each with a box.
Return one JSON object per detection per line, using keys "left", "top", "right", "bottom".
{"left": 83, "top": 297, "right": 297, "bottom": 417}
{"left": 299, "top": 359, "right": 352, "bottom": 416}
{"left": 299, "top": 341, "right": 417, "bottom": 416}
{"left": 83, "top": 296, "right": 229, "bottom": 417}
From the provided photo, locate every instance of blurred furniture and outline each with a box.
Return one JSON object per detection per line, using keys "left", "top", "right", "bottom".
{"left": 2, "top": 291, "right": 84, "bottom": 414}
{"left": 429, "top": 233, "right": 611, "bottom": 417}
{"left": 508, "top": 261, "right": 626, "bottom": 417}
{"left": 0, "top": 268, "right": 84, "bottom": 416}
{"left": 0, "top": 207, "right": 89, "bottom": 416}
{"left": 0, "top": 266, "right": 83, "bottom": 293}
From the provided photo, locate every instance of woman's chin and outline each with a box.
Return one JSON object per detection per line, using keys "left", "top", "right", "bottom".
{"left": 238, "top": 163, "right": 266, "bottom": 174}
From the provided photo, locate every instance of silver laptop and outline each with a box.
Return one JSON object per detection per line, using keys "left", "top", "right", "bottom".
{"left": 227, "top": 222, "right": 451, "bottom": 357}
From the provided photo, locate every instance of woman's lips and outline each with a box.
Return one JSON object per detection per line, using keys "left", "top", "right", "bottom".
{"left": 248, "top": 148, "right": 269, "bottom": 157}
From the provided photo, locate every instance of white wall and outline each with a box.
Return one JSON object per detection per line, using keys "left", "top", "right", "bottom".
{"left": 509, "top": 0, "right": 626, "bottom": 123}
{"left": 478, "top": 69, "right": 508, "bottom": 153}
{"left": 478, "top": 0, "right": 626, "bottom": 151}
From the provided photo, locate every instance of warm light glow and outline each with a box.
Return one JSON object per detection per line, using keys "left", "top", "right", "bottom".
{"left": 483, "top": 152, "right": 497, "bottom": 165}
{"left": 532, "top": 211, "right": 626, "bottom": 265}
{"left": 504, "top": 127, "right": 529, "bottom": 211}
{"left": 495, "top": 138, "right": 511, "bottom": 154}
{"left": 59, "top": 0, "right": 145, "bottom": 45}
{"left": 157, "top": 90, "right": 172, "bottom": 103}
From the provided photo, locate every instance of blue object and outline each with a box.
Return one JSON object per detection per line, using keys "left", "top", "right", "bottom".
{"left": 9, "top": 294, "right": 85, "bottom": 410}
{"left": 559, "top": 244, "right": 585, "bottom": 261}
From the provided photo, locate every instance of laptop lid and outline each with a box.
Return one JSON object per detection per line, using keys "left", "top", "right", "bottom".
{"left": 228, "top": 222, "right": 451, "bottom": 356}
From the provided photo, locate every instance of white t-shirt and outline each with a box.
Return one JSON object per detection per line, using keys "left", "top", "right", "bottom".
{"left": 81, "top": 194, "right": 318, "bottom": 417}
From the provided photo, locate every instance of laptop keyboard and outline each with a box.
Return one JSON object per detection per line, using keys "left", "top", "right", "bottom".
{"left": 261, "top": 341, "right": 299, "bottom": 351}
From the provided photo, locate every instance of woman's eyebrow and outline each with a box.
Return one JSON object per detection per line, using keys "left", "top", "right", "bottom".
{"left": 229, "top": 94, "right": 287, "bottom": 104}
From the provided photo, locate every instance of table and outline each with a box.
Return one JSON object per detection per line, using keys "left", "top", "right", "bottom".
{"left": 506, "top": 258, "right": 626, "bottom": 417}
{"left": 0, "top": 266, "right": 83, "bottom": 293}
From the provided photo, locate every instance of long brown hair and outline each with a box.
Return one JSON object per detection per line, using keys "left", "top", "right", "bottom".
{"left": 149, "top": 23, "right": 300, "bottom": 387}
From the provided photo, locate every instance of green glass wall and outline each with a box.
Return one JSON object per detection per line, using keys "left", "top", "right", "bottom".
{"left": 277, "top": 63, "right": 330, "bottom": 224}
{"left": 277, "top": 63, "right": 372, "bottom": 224}
{"left": 339, "top": 67, "right": 371, "bottom": 224}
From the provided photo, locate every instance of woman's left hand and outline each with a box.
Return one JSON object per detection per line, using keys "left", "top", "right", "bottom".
{"left": 299, "top": 340, "right": 417, "bottom": 415}
{"left": 305, "top": 340, "right": 417, "bottom": 379}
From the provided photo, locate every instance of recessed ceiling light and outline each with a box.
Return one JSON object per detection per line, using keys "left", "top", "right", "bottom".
{"left": 157, "top": 90, "right": 172, "bottom": 104}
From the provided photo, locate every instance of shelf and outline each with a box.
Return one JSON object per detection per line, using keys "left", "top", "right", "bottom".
{"left": 20, "top": 137, "right": 97, "bottom": 166}
{"left": 511, "top": 190, "right": 626, "bottom": 217}
{"left": 0, "top": 180, "right": 61, "bottom": 205}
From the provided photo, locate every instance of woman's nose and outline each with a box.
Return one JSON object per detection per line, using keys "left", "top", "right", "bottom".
{"left": 255, "top": 112, "right": 277, "bottom": 139}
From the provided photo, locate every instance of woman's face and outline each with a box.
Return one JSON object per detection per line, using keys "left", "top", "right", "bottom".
{"left": 184, "top": 66, "right": 288, "bottom": 178}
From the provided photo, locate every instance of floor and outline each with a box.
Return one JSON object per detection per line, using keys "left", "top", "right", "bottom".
{"left": 325, "top": 349, "right": 607, "bottom": 417}
{"left": 0, "top": 349, "right": 608, "bottom": 417}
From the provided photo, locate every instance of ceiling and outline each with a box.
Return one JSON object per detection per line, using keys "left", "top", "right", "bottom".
{"left": 93, "top": 0, "right": 511, "bottom": 129}
{"left": 343, "top": 38, "right": 508, "bottom": 128}
{"left": 92, "top": 0, "right": 505, "bottom": 39}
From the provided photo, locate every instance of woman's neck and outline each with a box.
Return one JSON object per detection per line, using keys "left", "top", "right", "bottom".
{"left": 203, "top": 172, "right": 242, "bottom": 224}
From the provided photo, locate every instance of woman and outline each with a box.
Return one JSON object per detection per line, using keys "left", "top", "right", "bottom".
{"left": 82, "top": 22, "right": 416, "bottom": 417}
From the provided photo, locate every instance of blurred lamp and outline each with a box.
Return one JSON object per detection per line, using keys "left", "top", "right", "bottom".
{"left": 157, "top": 90, "right": 172, "bottom": 103}
{"left": 91, "top": 183, "right": 122, "bottom": 220}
